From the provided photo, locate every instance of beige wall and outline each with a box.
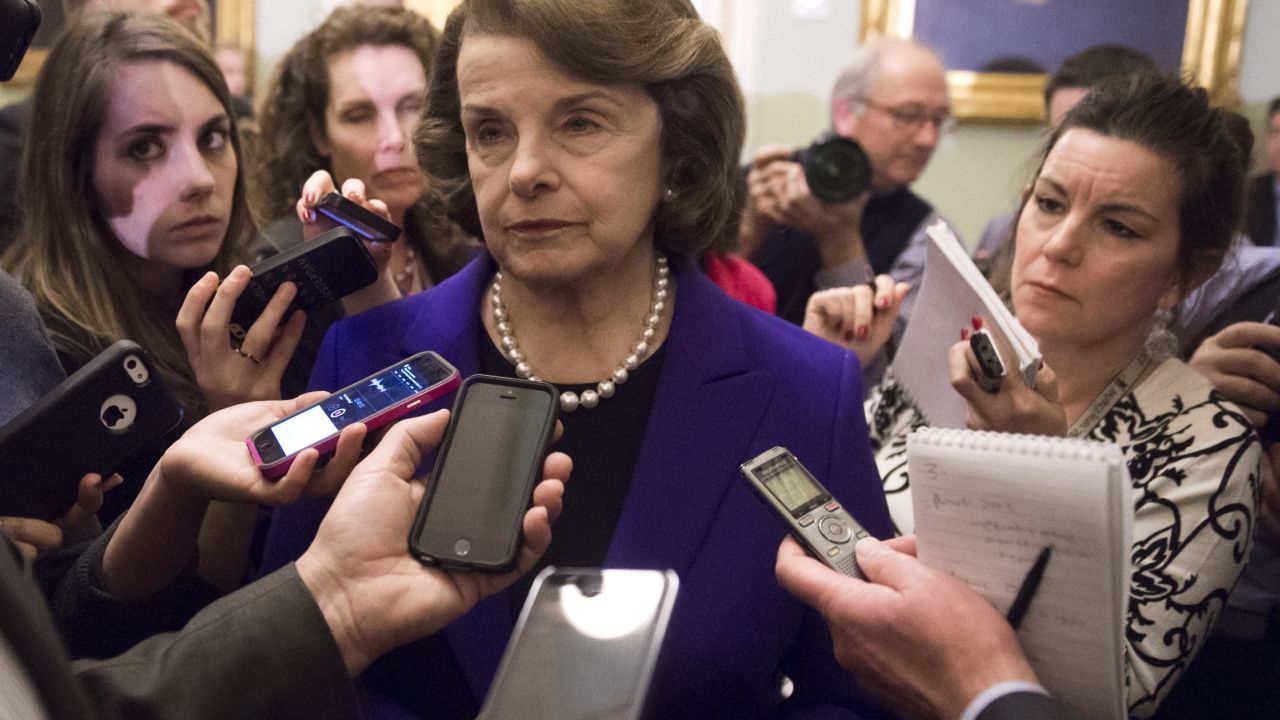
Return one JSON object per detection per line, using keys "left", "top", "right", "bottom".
{"left": 735, "top": 0, "right": 1280, "bottom": 247}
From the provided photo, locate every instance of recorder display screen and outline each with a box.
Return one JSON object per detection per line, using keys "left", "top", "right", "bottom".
{"left": 754, "top": 455, "right": 826, "bottom": 516}
{"left": 271, "top": 355, "right": 449, "bottom": 456}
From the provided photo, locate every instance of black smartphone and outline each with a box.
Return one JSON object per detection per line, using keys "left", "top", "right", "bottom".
{"left": 229, "top": 226, "right": 380, "bottom": 342}
{"left": 247, "top": 351, "right": 460, "bottom": 478}
{"left": 0, "top": 0, "right": 40, "bottom": 81}
{"left": 409, "top": 375, "right": 558, "bottom": 571}
{"left": 740, "top": 446, "right": 871, "bottom": 579}
{"left": 969, "top": 328, "right": 1006, "bottom": 393}
{"left": 0, "top": 340, "right": 184, "bottom": 520}
{"left": 315, "top": 191, "right": 402, "bottom": 243}
{"left": 478, "top": 568, "right": 679, "bottom": 720}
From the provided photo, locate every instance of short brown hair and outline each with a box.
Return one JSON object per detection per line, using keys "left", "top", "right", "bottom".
{"left": 252, "top": 6, "right": 441, "bottom": 223}
{"left": 415, "top": 0, "right": 745, "bottom": 256}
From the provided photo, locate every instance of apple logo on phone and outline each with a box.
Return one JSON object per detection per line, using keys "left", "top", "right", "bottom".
{"left": 100, "top": 394, "right": 138, "bottom": 433}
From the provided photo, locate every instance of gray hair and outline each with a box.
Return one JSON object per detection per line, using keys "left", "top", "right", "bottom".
{"left": 830, "top": 37, "right": 939, "bottom": 125}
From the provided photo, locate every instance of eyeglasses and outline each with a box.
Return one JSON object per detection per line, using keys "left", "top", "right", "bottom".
{"left": 857, "top": 98, "right": 955, "bottom": 135}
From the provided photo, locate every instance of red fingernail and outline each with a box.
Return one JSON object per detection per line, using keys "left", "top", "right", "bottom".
{"left": 304, "top": 190, "right": 315, "bottom": 205}
{"left": 972, "top": 316, "right": 984, "bottom": 330}
{"left": 857, "top": 325, "right": 869, "bottom": 339}
{"left": 878, "top": 296, "right": 890, "bottom": 308}
{"left": 961, "top": 328, "right": 971, "bottom": 341}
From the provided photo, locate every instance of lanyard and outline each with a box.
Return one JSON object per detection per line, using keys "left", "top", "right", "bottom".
{"left": 1066, "top": 350, "right": 1154, "bottom": 439}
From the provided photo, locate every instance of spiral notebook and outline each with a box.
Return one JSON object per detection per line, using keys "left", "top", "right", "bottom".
{"left": 907, "top": 428, "right": 1131, "bottom": 720}
{"left": 893, "top": 221, "right": 1040, "bottom": 428}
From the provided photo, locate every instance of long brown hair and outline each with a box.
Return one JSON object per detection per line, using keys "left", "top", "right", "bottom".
{"left": 3, "top": 10, "right": 249, "bottom": 416}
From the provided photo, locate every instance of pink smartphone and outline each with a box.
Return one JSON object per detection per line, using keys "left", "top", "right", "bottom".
{"left": 247, "top": 351, "right": 459, "bottom": 478}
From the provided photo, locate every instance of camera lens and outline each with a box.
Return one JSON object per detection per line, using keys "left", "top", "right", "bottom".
{"left": 126, "top": 359, "right": 138, "bottom": 369}
{"left": 794, "top": 137, "right": 871, "bottom": 205}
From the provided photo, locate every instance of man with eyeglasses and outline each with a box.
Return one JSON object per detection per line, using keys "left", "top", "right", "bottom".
{"left": 741, "top": 37, "right": 955, "bottom": 344}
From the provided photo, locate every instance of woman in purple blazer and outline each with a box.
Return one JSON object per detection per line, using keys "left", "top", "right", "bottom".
{"left": 261, "top": 1, "right": 892, "bottom": 717}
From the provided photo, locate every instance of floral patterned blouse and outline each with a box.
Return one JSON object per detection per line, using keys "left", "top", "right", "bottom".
{"left": 866, "top": 357, "right": 1261, "bottom": 718}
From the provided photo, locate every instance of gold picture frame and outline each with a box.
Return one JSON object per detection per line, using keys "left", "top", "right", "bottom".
{"left": 9, "top": 1, "right": 256, "bottom": 90}
{"left": 860, "top": 0, "right": 1248, "bottom": 122}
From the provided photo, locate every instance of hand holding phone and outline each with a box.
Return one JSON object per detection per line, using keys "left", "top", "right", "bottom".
{"left": 247, "top": 351, "right": 460, "bottom": 478}
{"left": 0, "top": 340, "right": 183, "bottom": 520}
{"left": 741, "top": 446, "right": 872, "bottom": 579}
{"left": 315, "top": 192, "right": 402, "bottom": 243}
{"left": 229, "top": 227, "right": 380, "bottom": 341}
{"left": 409, "top": 376, "right": 559, "bottom": 571}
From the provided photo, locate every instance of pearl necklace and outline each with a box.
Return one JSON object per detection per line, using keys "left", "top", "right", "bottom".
{"left": 491, "top": 253, "right": 669, "bottom": 412}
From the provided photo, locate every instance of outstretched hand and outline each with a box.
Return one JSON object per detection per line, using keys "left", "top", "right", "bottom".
{"left": 295, "top": 409, "right": 570, "bottom": 676}
{"left": 803, "top": 275, "right": 910, "bottom": 366}
{"left": 776, "top": 535, "right": 1037, "bottom": 720}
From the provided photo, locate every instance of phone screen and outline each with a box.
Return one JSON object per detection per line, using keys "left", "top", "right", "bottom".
{"left": 481, "top": 570, "right": 676, "bottom": 720}
{"left": 262, "top": 353, "right": 453, "bottom": 458}
{"left": 751, "top": 453, "right": 827, "bottom": 517}
{"left": 414, "top": 380, "right": 554, "bottom": 566}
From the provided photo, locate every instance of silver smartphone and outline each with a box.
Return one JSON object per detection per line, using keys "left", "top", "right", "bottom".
{"left": 740, "top": 446, "right": 871, "bottom": 579}
{"left": 478, "top": 568, "right": 679, "bottom": 720}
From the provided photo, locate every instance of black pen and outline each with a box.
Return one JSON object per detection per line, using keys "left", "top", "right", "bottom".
{"left": 1006, "top": 546, "right": 1052, "bottom": 630}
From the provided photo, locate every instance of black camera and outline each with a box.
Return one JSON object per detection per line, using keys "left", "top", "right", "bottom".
{"left": 792, "top": 136, "right": 871, "bottom": 205}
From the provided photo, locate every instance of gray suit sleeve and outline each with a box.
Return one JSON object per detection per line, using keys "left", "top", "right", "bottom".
{"left": 70, "top": 564, "right": 360, "bottom": 720}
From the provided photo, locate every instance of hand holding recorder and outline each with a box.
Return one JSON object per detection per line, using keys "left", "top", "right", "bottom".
{"left": 951, "top": 319, "right": 1067, "bottom": 436}
{"left": 775, "top": 534, "right": 1041, "bottom": 720}
{"left": 297, "top": 408, "right": 570, "bottom": 675}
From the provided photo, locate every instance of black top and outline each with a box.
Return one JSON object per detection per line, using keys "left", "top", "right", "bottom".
{"left": 477, "top": 330, "right": 666, "bottom": 615}
{"left": 750, "top": 186, "right": 933, "bottom": 324}
{"left": 1244, "top": 173, "right": 1278, "bottom": 247}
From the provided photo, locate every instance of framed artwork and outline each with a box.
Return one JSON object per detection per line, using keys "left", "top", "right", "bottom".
{"left": 860, "top": 0, "right": 1249, "bottom": 121}
{"left": 9, "top": 0, "right": 256, "bottom": 89}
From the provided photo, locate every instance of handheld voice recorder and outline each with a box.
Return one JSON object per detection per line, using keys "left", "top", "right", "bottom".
{"left": 740, "top": 446, "right": 870, "bottom": 579}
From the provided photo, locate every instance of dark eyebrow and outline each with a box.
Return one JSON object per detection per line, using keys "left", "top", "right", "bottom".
{"left": 461, "top": 90, "right": 626, "bottom": 119}
{"left": 1036, "top": 175, "right": 1160, "bottom": 223}
{"left": 550, "top": 90, "right": 625, "bottom": 113}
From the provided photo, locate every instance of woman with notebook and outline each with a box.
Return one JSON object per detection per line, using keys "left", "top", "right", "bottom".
{"left": 813, "top": 74, "right": 1260, "bottom": 718}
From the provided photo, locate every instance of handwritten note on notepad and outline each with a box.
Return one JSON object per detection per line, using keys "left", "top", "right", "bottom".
{"left": 907, "top": 428, "right": 1131, "bottom": 720}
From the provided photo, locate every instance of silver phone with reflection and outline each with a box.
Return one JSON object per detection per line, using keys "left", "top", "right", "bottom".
{"left": 740, "top": 446, "right": 870, "bottom": 579}
{"left": 478, "top": 567, "right": 678, "bottom": 720}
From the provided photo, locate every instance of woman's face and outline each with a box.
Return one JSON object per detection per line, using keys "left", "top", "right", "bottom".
{"left": 318, "top": 44, "right": 427, "bottom": 216}
{"left": 456, "top": 33, "right": 666, "bottom": 287}
{"left": 1012, "top": 128, "right": 1184, "bottom": 352}
{"left": 92, "top": 60, "right": 236, "bottom": 272}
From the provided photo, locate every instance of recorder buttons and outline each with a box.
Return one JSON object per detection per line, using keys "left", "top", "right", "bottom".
{"left": 818, "top": 516, "right": 853, "bottom": 544}
{"left": 827, "top": 547, "right": 841, "bottom": 558}
{"left": 453, "top": 538, "right": 471, "bottom": 557}
{"left": 825, "top": 501, "right": 841, "bottom": 512}
{"left": 797, "top": 515, "right": 815, "bottom": 527}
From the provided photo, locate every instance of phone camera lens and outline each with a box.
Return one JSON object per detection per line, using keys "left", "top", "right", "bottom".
{"left": 126, "top": 359, "right": 138, "bottom": 369}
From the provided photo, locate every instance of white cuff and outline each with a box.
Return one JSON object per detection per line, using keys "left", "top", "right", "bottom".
{"left": 958, "top": 680, "right": 1049, "bottom": 720}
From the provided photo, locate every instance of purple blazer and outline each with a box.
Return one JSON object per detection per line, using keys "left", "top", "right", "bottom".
{"left": 261, "top": 254, "right": 894, "bottom": 719}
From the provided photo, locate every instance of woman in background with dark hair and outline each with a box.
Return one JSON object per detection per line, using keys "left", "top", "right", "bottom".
{"left": 822, "top": 74, "right": 1260, "bottom": 718}
{"left": 262, "top": 1, "right": 891, "bottom": 718}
